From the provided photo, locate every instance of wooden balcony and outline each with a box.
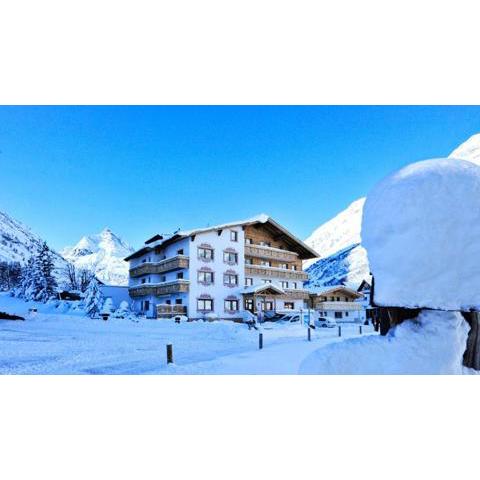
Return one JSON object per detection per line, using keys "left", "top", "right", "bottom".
{"left": 156, "top": 304, "right": 188, "bottom": 317}
{"left": 314, "top": 301, "right": 362, "bottom": 311}
{"left": 245, "top": 264, "right": 308, "bottom": 281}
{"left": 244, "top": 245, "right": 298, "bottom": 263}
{"left": 282, "top": 288, "right": 311, "bottom": 300}
{"left": 129, "top": 255, "right": 189, "bottom": 278}
{"left": 129, "top": 280, "right": 190, "bottom": 298}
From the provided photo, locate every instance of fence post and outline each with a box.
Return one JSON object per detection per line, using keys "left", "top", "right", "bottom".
{"left": 307, "top": 327, "right": 311, "bottom": 342}
{"left": 166, "top": 344, "right": 173, "bottom": 364}
{"left": 338, "top": 325, "right": 342, "bottom": 337}
{"left": 359, "top": 325, "right": 363, "bottom": 335}
{"left": 259, "top": 333, "right": 263, "bottom": 350}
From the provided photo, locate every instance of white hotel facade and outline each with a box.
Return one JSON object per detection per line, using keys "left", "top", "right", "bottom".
{"left": 125, "top": 214, "right": 318, "bottom": 320}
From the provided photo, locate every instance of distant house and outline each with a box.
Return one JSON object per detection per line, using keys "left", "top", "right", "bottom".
{"left": 356, "top": 279, "right": 373, "bottom": 319}
{"left": 309, "top": 285, "right": 365, "bottom": 323}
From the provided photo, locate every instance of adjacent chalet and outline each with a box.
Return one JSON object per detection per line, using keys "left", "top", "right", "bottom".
{"left": 124, "top": 214, "right": 318, "bottom": 320}
{"left": 309, "top": 285, "right": 365, "bottom": 322}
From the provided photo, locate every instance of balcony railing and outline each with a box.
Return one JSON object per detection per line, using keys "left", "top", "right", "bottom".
{"left": 156, "top": 304, "right": 188, "bottom": 317}
{"left": 129, "top": 255, "right": 189, "bottom": 278}
{"left": 245, "top": 264, "right": 308, "bottom": 281}
{"left": 283, "top": 288, "right": 311, "bottom": 300}
{"left": 129, "top": 280, "right": 190, "bottom": 298}
{"left": 244, "top": 245, "right": 298, "bottom": 263}
{"left": 314, "top": 301, "right": 362, "bottom": 311}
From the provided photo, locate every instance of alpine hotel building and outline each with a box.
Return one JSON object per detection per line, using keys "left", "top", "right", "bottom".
{"left": 125, "top": 214, "right": 318, "bottom": 320}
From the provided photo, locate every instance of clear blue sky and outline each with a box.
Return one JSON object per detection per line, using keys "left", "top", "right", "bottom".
{"left": 1, "top": 106, "right": 480, "bottom": 251}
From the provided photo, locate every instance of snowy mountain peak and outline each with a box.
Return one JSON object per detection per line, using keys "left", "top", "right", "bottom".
{"left": 62, "top": 229, "right": 134, "bottom": 286}
{"left": 448, "top": 133, "right": 480, "bottom": 166}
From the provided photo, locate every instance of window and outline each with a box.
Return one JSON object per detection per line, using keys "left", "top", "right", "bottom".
{"left": 336, "top": 297, "right": 340, "bottom": 301}
{"left": 198, "top": 271, "right": 214, "bottom": 284}
{"left": 245, "top": 258, "right": 253, "bottom": 265}
{"left": 284, "top": 302, "right": 294, "bottom": 310}
{"left": 281, "top": 281, "right": 289, "bottom": 289}
{"left": 166, "top": 300, "right": 171, "bottom": 305}
{"left": 223, "top": 252, "right": 238, "bottom": 264}
{"left": 245, "top": 277, "right": 253, "bottom": 286}
{"left": 264, "top": 301, "right": 274, "bottom": 311}
{"left": 230, "top": 230, "right": 238, "bottom": 242}
{"left": 143, "top": 300, "right": 150, "bottom": 311}
{"left": 224, "top": 273, "right": 238, "bottom": 286}
{"left": 292, "top": 282, "right": 297, "bottom": 289}
{"left": 259, "top": 241, "right": 271, "bottom": 247}
{"left": 245, "top": 238, "right": 252, "bottom": 245}
{"left": 260, "top": 260, "right": 271, "bottom": 267}
{"left": 198, "top": 247, "right": 214, "bottom": 261}
{"left": 279, "top": 263, "right": 288, "bottom": 269}
{"left": 177, "top": 249, "right": 184, "bottom": 255}
{"left": 345, "top": 311, "right": 349, "bottom": 317}
{"left": 197, "top": 299, "right": 213, "bottom": 311}
{"left": 224, "top": 299, "right": 239, "bottom": 311}
{"left": 141, "top": 278, "right": 146, "bottom": 284}
{"left": 330, "top": 296, "right": 335, "bottom": 301}
{"left": 245, "top": 299, "right": 254, "bottom": 311}
{"left": 262, "top": 279, "right": 272, "bottom": 284}
{"left": 175, "top": 299, "right": 183, "bottom": 305}
{"left": 291, "top": 265, "right": 297, "bottom": 271}
{"left": 335, "top": 311, "right": 343, "bottom": 319}
{"left": 160, "top": 275, "right": 166, "bottom": 282}
{"left": 177, "top": 272, "right": 184, "bottom": 279}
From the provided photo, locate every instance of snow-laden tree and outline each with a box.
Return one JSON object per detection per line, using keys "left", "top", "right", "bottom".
{"left": 19, "top": 256, "right": 36, "bottom": 300}
{"left": 84, "top": 277, "right": 103, "bottom": 318}
{"left": 33, "top": 242, "right": 58, "bottom": 302}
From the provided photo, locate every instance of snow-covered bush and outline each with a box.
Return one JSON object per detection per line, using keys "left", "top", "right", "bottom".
{"left": 112, "top": 300, "right": 130, "bottom": 319}
{"left": 362, "top": 158, "right": 480, "bottom": 310}
{"left": 83, "top": 278, "right": 103, "bottom": 318}
{"left": 101, "top": 297, "right": 114, "bottom": 314}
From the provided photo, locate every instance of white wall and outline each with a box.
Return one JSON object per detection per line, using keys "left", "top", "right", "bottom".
{"left": 188, "top": 227, "right": 245, "bottom": 319}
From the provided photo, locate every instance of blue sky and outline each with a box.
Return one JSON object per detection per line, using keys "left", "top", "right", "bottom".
{"left": 1, "top": 106, "right": 480, "bottom": 251}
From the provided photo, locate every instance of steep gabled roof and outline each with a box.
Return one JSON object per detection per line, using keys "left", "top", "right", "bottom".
{"left": 309, "top": 285, "right": 364, "bottom": 299}
{"left": 242, "top": 283, "right": 286, "bottom": 295}
{"left": 125, "top": 214, "right": 319, "bottom": 261}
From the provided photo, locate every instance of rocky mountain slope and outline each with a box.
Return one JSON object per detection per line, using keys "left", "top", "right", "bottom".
{"left": 0, "top": 209, "right": 67, "bottom": 273}
{"left": 61, "top": 228, "right": 134, "bottom": 286}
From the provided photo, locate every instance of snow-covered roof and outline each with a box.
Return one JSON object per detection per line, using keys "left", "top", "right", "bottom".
{"left": 242, "top": 283, "right": 286, "bottom": 295}
{"left": 308, "top": 284, "right": 363, "bottom": 298}
{"left": 125, "top": 214, "right": 319, "bottom": 261}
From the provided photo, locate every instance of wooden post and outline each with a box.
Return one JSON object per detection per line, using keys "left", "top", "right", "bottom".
{"left": 259, "top": 333, "right": 263, "bottom": 350}
{"left": 359, "top": 325, "right": 363, "bottom": 335}
{"left": 166, "top": 344, "right": 173, "bottom": 364}
{"left": 307, "top": 327, "right": 311, "bottom": 342}
{"left": 338, "top": 325, "right": 342, "bottom": 337}
{"left": 463, "top": 312, "right": 480, "bottom": 370}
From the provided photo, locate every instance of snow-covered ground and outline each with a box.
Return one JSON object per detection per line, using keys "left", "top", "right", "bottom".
{"left": 0, "top": 293, "right": 374, "bottom": 374}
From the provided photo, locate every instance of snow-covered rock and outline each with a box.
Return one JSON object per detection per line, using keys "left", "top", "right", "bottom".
{"left": 299, "top": 310, "right": 469, "bottom": 374}
{"left": 0, "top": 209, "right": 68, "bottom": 276}
{"left": 62, "top": 228, "right": 134, "bottom": 286}
{"left": 362, "top": 158, "right": 480, "bottom": 310}
{"left": 449, "top": 133, "right": 480, "bottom": 166}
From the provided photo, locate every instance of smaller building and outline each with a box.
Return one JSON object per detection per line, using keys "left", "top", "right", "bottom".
{"left": 309, "top": 285, "right": 365, "bottom": 323}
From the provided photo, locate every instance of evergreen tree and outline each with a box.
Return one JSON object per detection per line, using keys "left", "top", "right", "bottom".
{"left": 84, "top": 277, "right": 103, "bottom": 318}
{"left": 34, "top": 242, "right": 58, "bottom": 302}
{"left": 0, "top": 261, "right": 22, "bottom": 291}
{"left": 20, "top": 256, "right": 36, "bottom": 300}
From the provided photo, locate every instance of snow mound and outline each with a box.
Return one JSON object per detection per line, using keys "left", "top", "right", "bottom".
{"left": 362, "top": 158, "right": 480, "bottom": 310}
{"left": 299, "top": 310, "right": 469, "bottom": 374}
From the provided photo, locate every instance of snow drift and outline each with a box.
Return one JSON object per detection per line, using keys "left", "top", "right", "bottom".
{"left": 299, "top": 310, "right": 469, "bottom": 374}
{"left": 362, "top": 158, "right": 480, "bottom": 311}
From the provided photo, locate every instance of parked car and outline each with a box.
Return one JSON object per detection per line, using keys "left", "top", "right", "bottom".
{"left": 315, "top": 317, "right": 337, "bottom": 328}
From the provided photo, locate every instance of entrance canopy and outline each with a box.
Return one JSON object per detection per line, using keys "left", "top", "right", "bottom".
{"left": 242, "top": 284, "right": 285, "bottom": 296}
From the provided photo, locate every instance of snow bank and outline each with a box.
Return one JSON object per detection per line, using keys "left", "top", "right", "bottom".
{"left": 362, "top": 158, "right": 480, "bottom": 310}
{"left": 299, "top": 310, "right": 469, "bottom": 374}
